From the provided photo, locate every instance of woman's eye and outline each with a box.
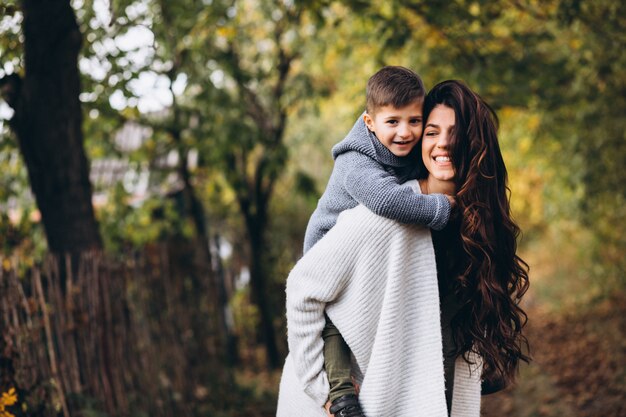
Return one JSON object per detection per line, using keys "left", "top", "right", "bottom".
{"left": 425, "top": 131, "right": 437, "bottom": 136}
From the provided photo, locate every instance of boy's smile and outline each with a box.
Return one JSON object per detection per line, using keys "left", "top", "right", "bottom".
{"left": 363, "top": 102, "right": 423, "bottom": 157}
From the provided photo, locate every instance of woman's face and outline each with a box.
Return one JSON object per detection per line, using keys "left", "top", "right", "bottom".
{"left": 422, "top": 104, "right": 456, "bottom": 183}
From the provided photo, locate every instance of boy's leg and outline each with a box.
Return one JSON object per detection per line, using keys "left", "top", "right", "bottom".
{"left": 322, "top": 315, "right": 356, "bottom": 403}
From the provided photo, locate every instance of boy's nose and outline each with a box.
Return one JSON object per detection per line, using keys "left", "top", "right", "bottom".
{"left": 398, "top": 123, "right": 411, "bottom": 138}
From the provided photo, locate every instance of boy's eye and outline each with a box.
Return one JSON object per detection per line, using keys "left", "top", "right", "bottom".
{"left": 386, "top": 120, "right": 398, "bottom": 125}
{"left": 410, "top": 118, "right": 422, "bottom": 124}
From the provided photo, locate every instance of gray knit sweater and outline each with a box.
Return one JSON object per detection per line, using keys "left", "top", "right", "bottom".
{"left": 303, "top": 115, "right": 451, "bottom": 252}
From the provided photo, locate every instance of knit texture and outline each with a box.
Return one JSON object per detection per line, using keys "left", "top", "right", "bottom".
{"left": 277, "top": 181, "right": 481, "bottom": 417}
{"left": 303, "top": 115, "right": 451, "bottom": 253}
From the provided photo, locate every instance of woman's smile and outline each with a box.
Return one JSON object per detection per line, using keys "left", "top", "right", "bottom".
{"left": 422, "top": 104, "right": 456, "bottom": 184}
{"left": 432, "top": 154, "right": 451, "bottom": 165}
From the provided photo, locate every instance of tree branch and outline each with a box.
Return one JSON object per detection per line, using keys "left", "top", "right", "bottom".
{"left": 223, "top": 43, "right": 273, "bottom": 135}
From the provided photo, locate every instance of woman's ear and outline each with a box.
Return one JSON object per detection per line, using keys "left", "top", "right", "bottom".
{"left": 363, "top": 112, "right": 375, "bottom": 132}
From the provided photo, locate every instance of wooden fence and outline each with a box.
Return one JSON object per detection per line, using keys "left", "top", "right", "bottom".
{"left": 0, "top": 243, "right": 231, "bottom": 417}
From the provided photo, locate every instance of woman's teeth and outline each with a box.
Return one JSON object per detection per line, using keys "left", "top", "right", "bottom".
{"left": 435, "top": 156, "right": 450, "bottom": 162}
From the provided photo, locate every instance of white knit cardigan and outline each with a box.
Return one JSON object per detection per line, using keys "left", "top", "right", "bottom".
{"left": 276, "top": 182, "right": 482, "bottom": 417}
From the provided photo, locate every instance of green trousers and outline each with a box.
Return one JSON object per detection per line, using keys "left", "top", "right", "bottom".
{"left": 322, "top": 315, "right": 356, "bottom": 403}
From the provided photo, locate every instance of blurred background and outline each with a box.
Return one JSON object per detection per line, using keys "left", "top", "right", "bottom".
{"left": 0, "top": 0, "right": 624, "bottom": 416}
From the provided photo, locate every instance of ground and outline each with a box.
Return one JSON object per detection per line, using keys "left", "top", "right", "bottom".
{"left": 231, "top": 291, "right": 625, "bottom": 417}
{"left": 482, "top": 293, "right": 625, "bottom": 417}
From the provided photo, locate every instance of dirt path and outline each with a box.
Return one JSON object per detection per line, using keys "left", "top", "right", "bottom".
{"left": 482, "top": 294, "right": 625, "bottom": 417}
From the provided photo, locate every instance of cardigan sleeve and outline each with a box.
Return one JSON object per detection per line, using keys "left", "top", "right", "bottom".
{"left": 285, "top": 209, "right": 369, "bottom": 406}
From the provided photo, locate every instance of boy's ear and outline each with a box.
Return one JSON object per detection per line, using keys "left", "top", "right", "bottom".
{"left": 363, "top": 112, "right": 375, "bottom": 132}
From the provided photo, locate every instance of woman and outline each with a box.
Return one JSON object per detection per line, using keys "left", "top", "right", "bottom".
{"left": 277, "top": 80, "right": 529, "bottom": 417}
{"left": 420, "top": 81, "right": 530, "bottom": 411}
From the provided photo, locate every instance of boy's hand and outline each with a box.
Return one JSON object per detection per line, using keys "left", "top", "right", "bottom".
{"left": 445, "top": 194, "right": 456, "bottom": 208}
{"left": 446, "top": 194, "right": 460, "bottom": 222}
{"left": 325, "top": 401, "right": 334, "bottom": 417}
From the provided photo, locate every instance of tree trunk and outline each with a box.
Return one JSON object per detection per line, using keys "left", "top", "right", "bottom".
{"left": 178, "top": 150, "right": 231, "bottom": 373}
{"left": 213, "top": 233, "right": 239, "bottom": 365}
{"left": 8, "top": 0, "right": 101, "bottom": 253}
{"left": 245, "top": 210, "right": 280, "bottom": 369}
{"left": 171, "top": 90, "right": 231, "bottom": 374}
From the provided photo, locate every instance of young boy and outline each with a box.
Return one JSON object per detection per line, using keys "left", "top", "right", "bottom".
{"left": 303, "top": 66, "right": 454, "bottom": 416}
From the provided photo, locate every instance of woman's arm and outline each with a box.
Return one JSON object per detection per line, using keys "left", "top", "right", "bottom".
{"left": 286, "top": 209, "right": 368, "bottom": 406}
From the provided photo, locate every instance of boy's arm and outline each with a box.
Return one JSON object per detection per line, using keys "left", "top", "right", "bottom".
{"left": 302, "top": 209, "right": 323, "bottom": 254}
{"left": 339, "top": 152, "right": 451, "bottom": 230}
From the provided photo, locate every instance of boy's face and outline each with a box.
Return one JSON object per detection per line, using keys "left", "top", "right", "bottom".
{"left": 363, "top": 101, "right": 423, "bottom": 157}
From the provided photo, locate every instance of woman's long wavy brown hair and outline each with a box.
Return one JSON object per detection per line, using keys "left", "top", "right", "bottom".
{"left": 421, "top": 80, "right": 530, "bottom": 385}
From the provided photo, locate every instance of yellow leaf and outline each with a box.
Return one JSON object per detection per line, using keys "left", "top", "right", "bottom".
{"left": 216, "top": 26, "right": 235, "bottom": 38}
{"left": 569, "top": 38, "right": 582, "bottom": 50}
{"left": 469, "top": 3, "right": 480, "bottom": 16}
{"left": 0, "top": 388, "right": 17, "bottom": 407}
{"left": 1, "top": 258, "right": 11, "bottom": 271}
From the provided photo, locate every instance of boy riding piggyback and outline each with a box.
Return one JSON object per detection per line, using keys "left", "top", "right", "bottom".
{"left": 302, "top": 66, "right": 454, "bottom": 417}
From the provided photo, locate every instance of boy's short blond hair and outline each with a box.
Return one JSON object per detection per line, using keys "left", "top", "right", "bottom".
{"left": 366, "top": 66, "right": 425, "bottom": 115}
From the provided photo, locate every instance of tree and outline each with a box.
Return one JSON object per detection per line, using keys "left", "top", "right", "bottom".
{"left": 0, "top": 0, "right": 101, "bottom": 254}
{"left": 199, "top": 0, "right": 365, "bottom": 368}
{"left": 79, "top": 0, "right": 337, "bottom": 368}
{"left": 549, "top": 0, "right": 626, "bottom": 288}
{"left": 354, "top": 0, "right": 626, "bottom": 290}
{"left": 77, "top": 0, "right": 236, "bottom": 381}
{"left": 212, "top": 0, "right": 303, "bottom": 368}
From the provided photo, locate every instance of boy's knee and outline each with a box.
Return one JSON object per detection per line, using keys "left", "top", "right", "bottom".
{"left": 322, "top": 319, "right": 341, "bottom": 339}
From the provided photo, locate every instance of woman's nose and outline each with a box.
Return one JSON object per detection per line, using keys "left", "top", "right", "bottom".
{"left": 437, "top": 132, "right": 450, "bottom": 148}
